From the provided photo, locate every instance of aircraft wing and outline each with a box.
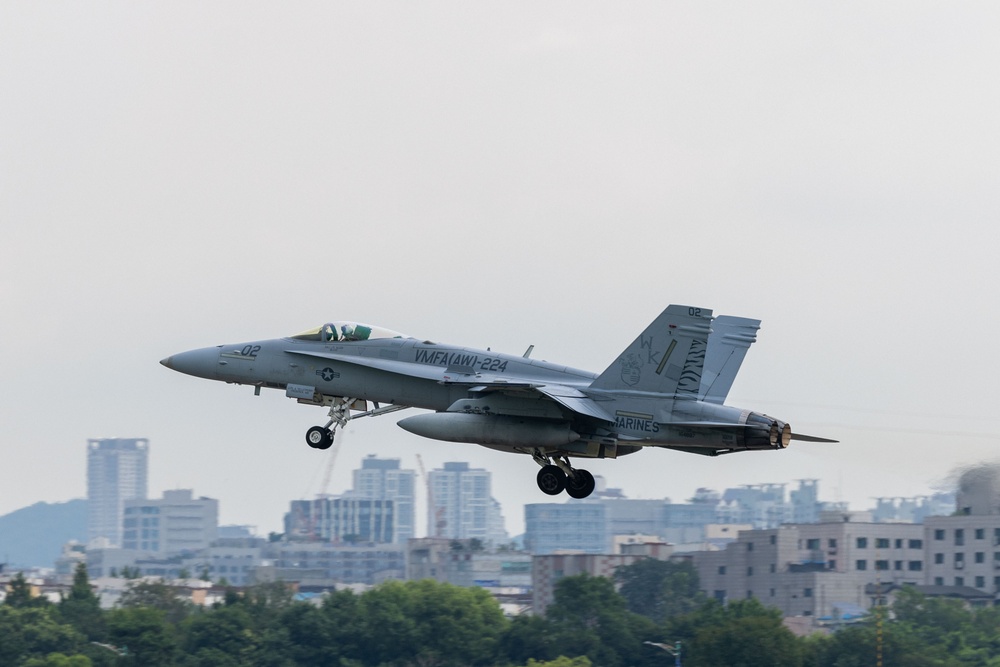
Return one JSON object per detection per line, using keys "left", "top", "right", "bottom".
{"left": 285, "top": 349, "right": 616, "bottom": 421}
{"left": 446, "top": 378, "right": 617, "bottom": 423}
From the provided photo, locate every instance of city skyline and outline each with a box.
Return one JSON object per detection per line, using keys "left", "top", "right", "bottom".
{"left": 4, "top": 437, "right": 961, "bottom": 544}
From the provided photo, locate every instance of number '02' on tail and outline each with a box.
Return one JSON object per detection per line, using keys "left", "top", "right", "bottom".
{"left": 590, "top": 305, "right": 713, "bottom": 396}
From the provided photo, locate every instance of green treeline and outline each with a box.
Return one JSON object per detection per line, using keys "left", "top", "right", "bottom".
{"left": 5, "top": 561, "right": 1000, "bottom": 666}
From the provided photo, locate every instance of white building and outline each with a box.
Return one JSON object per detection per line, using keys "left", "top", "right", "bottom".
{"left": 350, "top": 456, "right": 416, "bottom": 543}
{"left": 428, "top": 462, "right": 508, "bottom": 544}
{"left": 87, "top": 438, "right": 149, "bottom": 547}
{"left": 122, "top": 489, "right": 218, "bottom": 557}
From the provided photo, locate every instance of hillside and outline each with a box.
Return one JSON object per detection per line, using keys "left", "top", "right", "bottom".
{"left": 0, "top": 499, "right": 87, "bottom": 569}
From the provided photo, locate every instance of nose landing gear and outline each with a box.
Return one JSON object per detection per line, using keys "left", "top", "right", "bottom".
{"left": 532, "top": 451, "right": 596, "bottom": 498}
{"left": 305, "top": 397, "right": 410, "bottom": 450}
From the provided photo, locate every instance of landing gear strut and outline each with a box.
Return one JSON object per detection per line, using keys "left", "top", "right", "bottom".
{"left": 305, "top": 397, "right": 410, "bottom": 450}
{"left": 305, "top": 397, "right": 353, "bottom": 450}
{"left": 532, "top": 450, "right": 596, "bottom": 498}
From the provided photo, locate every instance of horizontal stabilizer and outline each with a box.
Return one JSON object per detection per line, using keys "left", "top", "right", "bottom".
{"left": 790, "top": 433, "right": 839, "bottom": 443}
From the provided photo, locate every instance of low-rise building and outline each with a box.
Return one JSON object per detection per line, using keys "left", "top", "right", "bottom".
{"left": 258, "top": 541, "right": 405, "bottom": 586}
{"left": 693, "top": 519, "right": 925, "bottom": 619}
{"left": 924, "top": 514, "right": 1000, "bottom": 595}
{"left": 405, "top": 538, "right": 531, "bottom": 589}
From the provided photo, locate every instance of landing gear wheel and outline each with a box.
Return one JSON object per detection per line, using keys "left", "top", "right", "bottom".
{"left": 536, "top": 465, "right": 567, "bottom": 495}
{"left": 566, "top": 469, "right": 596, "bottom": 499}
{"left": 305, "top": 426, "right": 333, "bottom": 450}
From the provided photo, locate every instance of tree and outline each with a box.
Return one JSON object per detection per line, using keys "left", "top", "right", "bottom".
{"left": 500, "top": 614, "right": 554, "bottom": 665}
{"left": 666, "top": 598, "right": 803, "bottom": 667}
{"left": 105, "top": 607, "right": 178, "bottom": 667}
{"left": 525, "top": 658, "right": 592, "bottom": 667}
{"left": 0, "top": 606, "right": 87, "bottom": 665}
{"left": 22, "top": 654, "right": 93, "bottom": 667}
{"left": 182, "top": 604, "right": 259, "bottom": 664}
{"left": 4, "top": 571, "right": 45, "bottom": 608}
{"left": 544, "top": 574, "right": 657, "bottom": 667}
{"left": 58, "top": 563, "right": 104, "bottom": 640}
{"left": 353, "top": 579, "right": 507, "bottom": 666}
{"left": 119, "top": 580, "right": 193, "bottom": 625}
{"left": 615, "top": 558, "right": 703, "bottom": 621}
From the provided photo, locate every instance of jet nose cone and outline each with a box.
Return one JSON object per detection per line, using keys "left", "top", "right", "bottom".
{"left": 160, "top": 347, "right": 220, "bottom": 380}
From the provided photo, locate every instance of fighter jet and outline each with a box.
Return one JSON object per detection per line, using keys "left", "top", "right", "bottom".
{"left": 161, "top": 305, "right": 835, "bottom": 498}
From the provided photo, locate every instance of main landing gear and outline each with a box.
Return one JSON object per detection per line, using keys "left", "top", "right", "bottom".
{"left": 533, "top": 451, "right": 596, "bottom": 499}
{"left": 305, "top": 397, "right": 409, "bottom": 450}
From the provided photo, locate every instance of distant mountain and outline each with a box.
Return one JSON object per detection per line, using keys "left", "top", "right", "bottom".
{"left": 0, "top": 499, "right": 87, "bottom": 569}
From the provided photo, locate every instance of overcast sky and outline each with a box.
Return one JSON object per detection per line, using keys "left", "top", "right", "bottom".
{"left": 3, "top": 2, "right": 999, "bottom": 538}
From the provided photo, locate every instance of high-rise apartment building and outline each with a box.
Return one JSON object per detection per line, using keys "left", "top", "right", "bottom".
{"left": 350, "top": 456, "right": 416, "bottom": 543}
{"left": 428, "top": 462, "right": 507, "bottom": 544}
{"left": 87, "top": 438, "right": 149, "bottom": 547}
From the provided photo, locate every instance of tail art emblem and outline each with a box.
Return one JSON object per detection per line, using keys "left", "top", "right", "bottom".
{"left": 620, "top": 353, "right": 642, "bottom": 386}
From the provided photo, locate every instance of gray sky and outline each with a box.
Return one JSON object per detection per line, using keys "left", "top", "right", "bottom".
{"left": 3, "top": 2, "right": 999, "bottom": 538}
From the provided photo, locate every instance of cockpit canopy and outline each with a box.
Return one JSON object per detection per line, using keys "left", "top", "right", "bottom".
{"left": 290, "top": 321, "right": 410, "bottom": 342}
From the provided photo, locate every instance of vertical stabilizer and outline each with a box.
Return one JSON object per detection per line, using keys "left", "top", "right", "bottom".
{"left": 590, "top": 305, "right": 713, "bottom": 396}
{"left": 699, "top": 316, "right": 760, "bottom": 404}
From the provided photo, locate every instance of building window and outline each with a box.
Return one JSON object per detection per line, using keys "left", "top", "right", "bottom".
{"left": 875, "top": 560, "right": 890, "bottom": 571}
{"left": 909, "top": 539, "right": 923, "bottom": 549}
{"left": 876, "top": 538, "right": 890, "bottom": 549}
{"left": 955, "top": 576, "right": 965, "bottom": 587}
{"left": 747, "top": 567, "right": 753, "bottom": 576}
{"left": 806, "top": 538, "right": 820, "bottom": 550}
{"left": 828, "top": 560, "right": 837, "bottom": 570}
{"left": 747, "top": 542, "right": 754, "bottom": 552}
{"left": 857, "top": 537, "right": 868, "bottom": 549}
{"left": 856, "top": 560, "right": 868, "bottom": 571}
{"left": 829, "top": 538, "right": 837, "bottom": 549}
{"left": 895, "top": 539, "right": 903, "bottom": 549}
{"left": 894, "top": 561, "right": 903, "bottom": 571}
{"left": 935, "top": 553, "right": 944, "bottom": 564}
{"left": 956, "top": 553, "right": 965, "bottom": 567}
{"left": 976, "top": 552, "right": 985, "bottom": 564}
{"left": 770, "top": 588, "right": 776, "bottom": 597}
{"left": 956, "top": 529, "right": 965, "bottom": 546}
{"left": 718, "top": 566, "right": 727, "bottom": 575}
{"left": 769, "top": 535, "right": 776, "bottom": 545}
{"left": 976, "top": 528, "right": 985, "bottom": 540}
{"left": 804, "top": 588, "right": 813, "bottom": 598}
{"left": 935, "top": 529, "right": 945, "bottom": 541}
{"left": 976, "top": 576, "right": 986, "bottom": 589}
{"left": 770, "top": 564, "right": 776, "bottom": 573}
{"left": 747, "top": 590, "right": 753, "bottom": 599}
{"left": 909, "top": 561, "right": 923, "bottom": 571}
{"left": 934, "top": 576, "right": 944, "bottom": 585}
{"left": 713, "top": 590, "right": 726, "bottom": 602}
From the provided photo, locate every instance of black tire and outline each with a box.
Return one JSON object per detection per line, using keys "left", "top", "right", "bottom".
{"left": 306, "top": 426, "right": 332, "bottom": 450}
{"left": 536, "top": 464, "right": 567, "bottom": 495}
{"left": 566, "top": 469, "right": 596, "bottom": 499}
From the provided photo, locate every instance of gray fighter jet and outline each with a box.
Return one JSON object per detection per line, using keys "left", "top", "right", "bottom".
{"left": 161, "top": 305, "right": 835, "bottom": 498}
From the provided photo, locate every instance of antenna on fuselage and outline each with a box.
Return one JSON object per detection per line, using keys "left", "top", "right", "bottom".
{"left": 523, "top": 345, "right": 534, "bottom": 359}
